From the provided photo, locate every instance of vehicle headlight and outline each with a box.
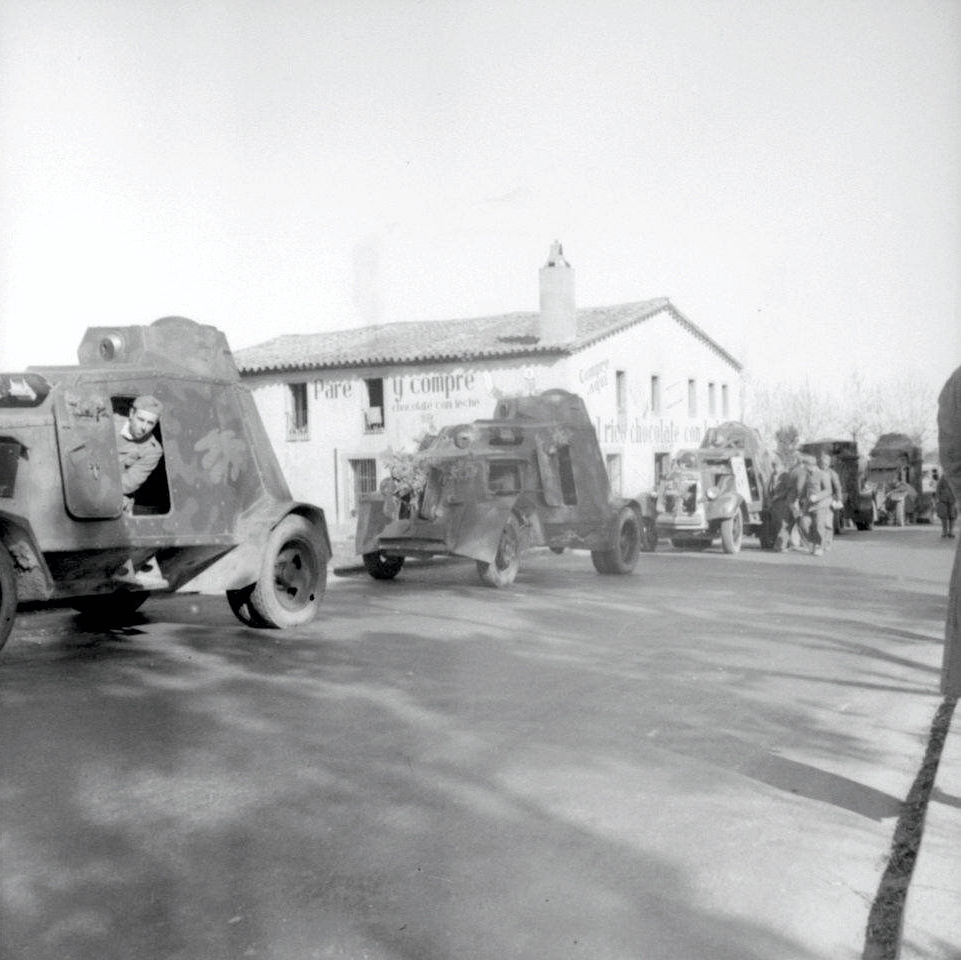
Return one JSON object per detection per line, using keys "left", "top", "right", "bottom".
{"left": 706, "top": 486, "right": 719, "bottom": 500}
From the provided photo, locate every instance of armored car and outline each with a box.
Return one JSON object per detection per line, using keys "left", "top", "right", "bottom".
{"left": 0, "top": 316, "right": 330, "bottom": 651}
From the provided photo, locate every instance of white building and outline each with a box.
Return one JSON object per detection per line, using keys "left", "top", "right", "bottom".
{"left": 235, "top": 243, "right": 742, "bottom": 536}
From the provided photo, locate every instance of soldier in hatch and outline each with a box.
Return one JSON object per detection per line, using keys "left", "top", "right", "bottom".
{"left": 114, "top": 394, "right": 166, "bottom": 588}
{"left": 116, "top": 395, "right": 163, "bottom": 514}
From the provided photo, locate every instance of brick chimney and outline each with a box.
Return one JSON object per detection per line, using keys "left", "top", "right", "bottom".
{"left": 538, "top": 240, "right": 576, "bottom": 344}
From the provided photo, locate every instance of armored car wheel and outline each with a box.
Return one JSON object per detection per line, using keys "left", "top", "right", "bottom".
{"left": 238, "top": 515, "right": 326, "bottom": 628}
{"left": 720, "top": 512, "right": 743, "bottom": 554}
{"left": 227, "top": 584, "right": 270, "bottom": 628}
{"left": 363, "top": 551, "right": 405, "bottom": 580}
{"left": 477, "top": 517, "right": 521, "bottom": 587}
{"left": 591, "top": 507, "right": 641, "bottom": 575}
{"left": 0, "top": 544, "right": 17, "bottom": 653}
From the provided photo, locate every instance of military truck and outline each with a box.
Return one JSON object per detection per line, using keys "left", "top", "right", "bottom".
{"left": 862, "top": 433, "right": 922, "bottom": 526}
{"left": 914, "top": 459, "right": 940, "bottom": 524}
{"left": 354, "top": 388, "right": 657, "bottom": 587}
{"left": 0, "top": 316, "right": 331, "bottom": 652}
{"left": 797, "top": 438, "right": 869, "bottom": 533}
{"left": 653, "top": 421, "right": 776, "bottom": 554}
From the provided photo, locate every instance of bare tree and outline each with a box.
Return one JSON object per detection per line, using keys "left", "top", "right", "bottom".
{"left": 838, "top": 370, "right": 880, "bottom": 447}
{"left": 743, "top": 369, "right": 939, "bottom": 457}
{"left": 873, "top": 375, "right": 939, "bottom": 451}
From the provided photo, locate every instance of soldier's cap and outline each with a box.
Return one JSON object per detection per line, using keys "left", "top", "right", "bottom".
{"left": 133, "top": 394, "right": 163, "bottom": 417}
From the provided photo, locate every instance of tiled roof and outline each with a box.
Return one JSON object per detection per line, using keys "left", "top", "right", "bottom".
{"left": 234, "top": 298, "right": 741, "bottom": 374}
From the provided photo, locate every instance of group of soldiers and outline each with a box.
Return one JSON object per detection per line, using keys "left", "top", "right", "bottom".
{"left": 767, "top": 451, "right": 843, "bottom": 557}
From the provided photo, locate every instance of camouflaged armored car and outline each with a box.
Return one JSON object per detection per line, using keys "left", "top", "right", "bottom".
{"left": 0, "top": 316, "right": 331, "bottom": 652}
{"left": 355, "top": 388, "right": 657, "bottom": 587}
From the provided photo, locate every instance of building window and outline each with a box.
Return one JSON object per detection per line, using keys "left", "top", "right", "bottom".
{"left": 287, "top": 382, "right": 309, "bottom": 441}
{"left": 606, "top": 454, "right": 622, "bottom": 495}
{"left": 615, "top": 370, "right": 627, "bottom": 419}
{"left": 688, "top": 379, "right": 697, "bottom": 417}
{"left": 655, "top": 451, "right": 671, "bottom": 483}
{"left": 650, "top": 375, "right": 661, "bottom": 415}
{"left": 721, "top": 383, "right": 730, "bottom": 417}
{"left": 364, "top": 378, "right": 385, "bottom": 433}
{"left": 349, "top": 458, "right": 378, "bottom": 516}
{"left": 708, "top": 382, "right": 716, "bottom": 416}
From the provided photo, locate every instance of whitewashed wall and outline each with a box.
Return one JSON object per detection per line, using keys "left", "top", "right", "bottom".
{"left": 243, "top": 309, "right": 740, "bottom": 535}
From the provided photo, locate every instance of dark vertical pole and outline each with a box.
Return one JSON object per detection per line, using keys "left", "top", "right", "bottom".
{"left": 333, "top": 448, "right": 339, "bottom": 526}
{"left": 938, "top": 366, "right": 961, "bottom": 696}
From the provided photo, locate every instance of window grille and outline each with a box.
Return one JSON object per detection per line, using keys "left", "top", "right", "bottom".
{"left": 349, "top": 458, "right": 378, "bottom": 517}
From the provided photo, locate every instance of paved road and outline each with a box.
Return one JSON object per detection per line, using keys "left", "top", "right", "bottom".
{"left": 0, "top": 526, "right": 954, "bottom": 960}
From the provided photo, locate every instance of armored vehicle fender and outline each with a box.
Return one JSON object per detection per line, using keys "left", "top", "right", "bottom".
{"left": 0, "top": 317, "right": 332, "bottom": 651}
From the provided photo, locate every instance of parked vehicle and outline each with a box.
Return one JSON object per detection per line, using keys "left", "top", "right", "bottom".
{"left": 354, "top": 389, "right": 657, "bottom": 586}
{"left": 914, "top": 461, "right": 940, "bottom": 524}
{"left": 797, "top": 439, "right": 868, "bottom": 533}
{"left": 862, "top": 433, "right": 922, "bottom": 526}
{"left": 653, "top": 421, "right": 776, "bottom": 554}
{"left": 0, "top": 316, "right": 331, "bottom": 652}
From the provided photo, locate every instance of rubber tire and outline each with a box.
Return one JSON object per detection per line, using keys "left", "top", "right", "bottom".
{"left": 591, "top": 508, "right": 641, "bottom": 575}
{"left": 227, "top": 584, "right": 271, "bottom": 628}
{"left": 71, "top": 590, "right": 149, "bottom": 624}
{"left": 639, "top": 517, "right": 658, "bottom": 552}
{"left": 363, "top": 551, "right": 406, "bottom": 580}
{"left": 720, "top": 512, "right": 743, "bottom": 554}
{"left": 476, "top": 517, "right": 521, "bottom": 587}
{"left": 240, "top": 515, "right": 326, "bottom": 628}
{"left": 0, "top": 544, "right": 17, "bottom": 653}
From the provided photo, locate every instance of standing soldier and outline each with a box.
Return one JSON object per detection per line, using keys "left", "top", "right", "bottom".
{"left": 935, "top": 469, "right": 956, "bottom": 539}
{"left": 769, "top": 458, "right": 799, "bottom": 552}
{"left": 818, "top": 450, "right": 844, "bottom": 549}
{"left": 786, "top": 453, "right": 812, "bottom": 550}
{"left": 801, "top": 455, "right": 834, "bottom": 556}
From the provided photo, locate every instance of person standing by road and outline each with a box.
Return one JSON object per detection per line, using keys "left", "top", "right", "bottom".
{"left": 818, "top": 451, "right": 844, "bottom": 549}
{"left": 786, "top": 453, "right": 811, "bottom": 550}
{"left": 939, "top": 365, "right": 961, "bottom": 696}
{"left": 801, "top": 455, "right": 834, "bottom": 556}
{"left": 769, "top": 458, "right": 800, "bottom": 552}
{"left": 935, "top": 469, "right": 956, "bottom": 538}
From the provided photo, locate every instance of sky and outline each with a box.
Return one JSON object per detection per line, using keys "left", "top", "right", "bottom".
{"left": 1, "top": 0, "right": 959, "bottom": 400}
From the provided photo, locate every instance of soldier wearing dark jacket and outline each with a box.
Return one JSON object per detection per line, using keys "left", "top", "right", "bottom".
{"left": 769, "top": 462, "right": 800, "bottom": 552}
{"left": 936, "top": 472, "right": 956, "bottom": 538}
